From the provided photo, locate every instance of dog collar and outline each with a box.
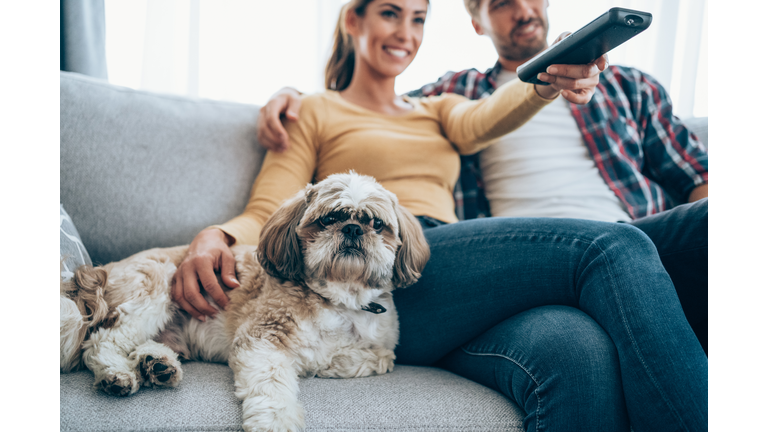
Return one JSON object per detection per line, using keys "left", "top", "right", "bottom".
{"left": 362, "top": 302, "right": 386, "bottom": 314}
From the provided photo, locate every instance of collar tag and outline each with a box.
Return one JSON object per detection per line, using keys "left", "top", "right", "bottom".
{"left": 362, "top": 302, "right": 386, "bottom": 314}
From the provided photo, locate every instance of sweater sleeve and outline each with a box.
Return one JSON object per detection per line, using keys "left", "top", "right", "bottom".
{"left": 424, "top": 78, "right": 553, "bottom": 155}
{"left": 213, "top": 96, "right": 322, "bottom": 245}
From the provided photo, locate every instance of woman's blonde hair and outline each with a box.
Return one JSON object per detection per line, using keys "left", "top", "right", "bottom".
{"left": 325, "top": 0, "right": 374, "bottom": 91}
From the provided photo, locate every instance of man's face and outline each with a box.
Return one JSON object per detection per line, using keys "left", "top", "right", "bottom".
{"left": 473, "top": 0, "right": 550, "bottom": 62}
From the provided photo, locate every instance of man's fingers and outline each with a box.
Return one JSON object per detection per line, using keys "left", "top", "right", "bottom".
{"left": 257, "top": 108, "right": 283, "bottom": 152}
{"left": 220, "top": 251, "right": 240, "bottom": 290}
{"left": 182, "top": 268, "right": 219, "bottom": 317}
{"left": 197, "top": 260, "right": 229, "bottom": 311}
{"left": 285, "top": 97, "right": 302, "bottom": 122}
{"left": 266, "top": 115, "right": 289, "bottom": 150}
{"left": 173, "top": 273, "right": 205, "bottom": 321}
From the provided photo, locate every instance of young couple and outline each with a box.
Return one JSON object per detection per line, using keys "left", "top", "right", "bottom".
{"left": 173, "top": 1, "right": 708, "bottom": 431}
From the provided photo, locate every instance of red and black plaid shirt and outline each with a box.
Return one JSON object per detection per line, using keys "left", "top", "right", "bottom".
{"left": 407, "top": 63, "right": 708, "bottom": 221}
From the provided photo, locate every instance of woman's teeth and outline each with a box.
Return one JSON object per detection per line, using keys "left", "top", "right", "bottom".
{"left": 384, "top": 47, "right": 408, "bottom": 58}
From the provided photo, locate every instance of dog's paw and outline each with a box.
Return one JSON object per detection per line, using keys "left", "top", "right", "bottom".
{"left": 99, "top": 371, "right": 140, "bottom": 397}
{"left": 139, "top": 354, "right": 183, "bottom": 388}
{"left": 241, "top": 397, "right": 305, "bottom": 432}
{"left": 378, "top": 356, "right": 395, "bottom": 375}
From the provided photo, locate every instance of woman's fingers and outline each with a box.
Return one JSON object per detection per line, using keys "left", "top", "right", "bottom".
{"left": 172, "top": 273, "right": 205, "bottom": 321}
{"left": 182, "top": 266, "right": 219, "bottom": 318}
{"left": 197, "top": 258, "right": 230, "bottom": 312}
{"left": 536, "top": 59, "right": 605, "bottom": 105}
{"left": 220, "top": 249, "right": 240, "bottom": 289}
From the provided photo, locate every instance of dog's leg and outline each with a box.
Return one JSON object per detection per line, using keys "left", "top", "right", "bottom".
{"left": 81, "top": 256, "right": 179, "bottom": 397}
{"left": 317, "top": 347, "right": 395, "bottom": 378}
{"left": 230, "top": 341, "right": 305, "bottom": 432}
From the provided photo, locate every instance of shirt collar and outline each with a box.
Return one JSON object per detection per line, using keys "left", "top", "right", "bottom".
{"left": 486, "top": 61, "right": 504, "bottom": 90}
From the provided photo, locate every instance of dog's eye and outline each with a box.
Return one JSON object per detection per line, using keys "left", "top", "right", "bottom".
{"left": 372, "top": 218, "right": 383, "bottom": 230}
{"left": 320, "top": 215, "right": 336, "bottom": 226}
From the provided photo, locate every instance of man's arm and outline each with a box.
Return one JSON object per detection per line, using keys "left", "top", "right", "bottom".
{"left": 688, "top": 184, "right": 708, "bottom": 202}
{"left": 626, "top": 67, "right": 709, "bottom": 205}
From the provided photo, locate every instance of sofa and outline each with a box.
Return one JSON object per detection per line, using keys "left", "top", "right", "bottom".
{"left": 60, "top": 71, "right": 708, "bottom": 431}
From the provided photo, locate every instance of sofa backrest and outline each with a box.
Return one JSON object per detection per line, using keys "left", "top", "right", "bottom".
{"left": 60, "top": 72, "right": 266, "bottom": 265}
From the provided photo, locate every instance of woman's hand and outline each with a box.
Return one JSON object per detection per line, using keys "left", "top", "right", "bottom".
{"left": 256, "top": 87, "right": 303, "bottom": 153}
{"left": 533, "top": 32, "right": 608, "bottom": 104}
{"left": 171, "top": 228, "right": 240, "bottom": 321}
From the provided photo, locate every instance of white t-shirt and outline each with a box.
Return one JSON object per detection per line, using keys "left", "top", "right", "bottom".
{"left": 478, "top": 69, "right": 631, "bottom": 222}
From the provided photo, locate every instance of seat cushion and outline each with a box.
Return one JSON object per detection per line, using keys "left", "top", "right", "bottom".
{"left": 60, "top": 363, "right": 525, "bottom": 431}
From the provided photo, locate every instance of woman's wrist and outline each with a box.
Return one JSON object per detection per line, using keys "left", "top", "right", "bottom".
{"left": 534, "top": 83, "right": 560, "bottom": 100}
{"left": 203, "top": 227, "right": 235, "bottom": 246}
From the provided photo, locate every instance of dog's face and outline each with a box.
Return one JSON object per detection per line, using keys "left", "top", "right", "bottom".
{"left": 257, "top": 172, "right": 430, "bottom": 307}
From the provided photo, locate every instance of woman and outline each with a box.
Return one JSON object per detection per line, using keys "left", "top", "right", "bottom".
{"left": 172, "top": 1, "right": 707, "bottom": 431}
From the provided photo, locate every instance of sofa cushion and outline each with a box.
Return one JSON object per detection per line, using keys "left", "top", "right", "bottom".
{"left": 60, "top": 72, "right": 265, "bottom": 265}
{"left": 60, "top": 363, "right": 525, "bottom": 432}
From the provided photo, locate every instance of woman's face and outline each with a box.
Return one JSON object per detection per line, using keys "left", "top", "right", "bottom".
{"left": 347, "top": 0, "right": 428, "bottom": 79}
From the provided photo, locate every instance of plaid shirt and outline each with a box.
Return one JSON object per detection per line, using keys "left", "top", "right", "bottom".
{"left": 407, "top": 63, "right": 708, "bottom": 221}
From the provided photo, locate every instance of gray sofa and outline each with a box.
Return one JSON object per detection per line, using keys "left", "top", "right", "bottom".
{"left": 60, "top": 71, "right": 708, "bottom": 432}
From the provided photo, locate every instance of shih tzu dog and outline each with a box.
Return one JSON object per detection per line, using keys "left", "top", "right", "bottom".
{"left": 61, "top": 172, "right": 430, "bottom": 432}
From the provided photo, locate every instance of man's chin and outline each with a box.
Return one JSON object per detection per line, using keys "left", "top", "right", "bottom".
{"left": 503, "top": 40, "right": 547, "bottom": 63}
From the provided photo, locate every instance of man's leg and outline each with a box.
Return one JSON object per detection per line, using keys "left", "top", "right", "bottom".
{"left": 393, "top": 217, "right": 707, "bottom": 431}
{"left": 629, "top": 198, "right": 708, "bottom": 353}
{"left": 436, "top": 305, "right": 630, "bottom": 432}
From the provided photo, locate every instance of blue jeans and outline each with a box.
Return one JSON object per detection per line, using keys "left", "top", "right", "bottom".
{"left": 392, "top": 217, "right": 707, "bottom": 432}
{"left": 629, "top": 198, "right": 708, "bottom": 353}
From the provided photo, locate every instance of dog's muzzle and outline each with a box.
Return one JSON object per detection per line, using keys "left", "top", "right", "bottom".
{"left": 362, "top": 302, "right": 386, "bottom": 314}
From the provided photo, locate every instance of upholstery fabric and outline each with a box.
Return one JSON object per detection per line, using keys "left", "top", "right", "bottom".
{"left": 60, "top": 72, "right": 265, "bottom": 265}
{"left": 60, "top": 363, "right": 524, "bottom": 432}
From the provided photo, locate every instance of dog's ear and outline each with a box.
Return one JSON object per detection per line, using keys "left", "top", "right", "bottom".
{"left": 392, "top": 205, "right": 430, "bottom": 288}
{"left": 257, "top": 191, "right": 309, "bottom": 281}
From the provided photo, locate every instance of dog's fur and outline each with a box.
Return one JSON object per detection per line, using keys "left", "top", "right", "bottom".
{"left": 62, "top": 172, "right": 430, "bottom": 432}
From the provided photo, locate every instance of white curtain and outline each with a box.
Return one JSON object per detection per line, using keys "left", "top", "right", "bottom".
{"left": 105, "top": 0, "right": 707, "bottom": 117}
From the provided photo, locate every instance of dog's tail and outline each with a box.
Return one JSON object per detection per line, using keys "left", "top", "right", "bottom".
{"left": 60, "top": 264, "right": 116, "bottom": 372}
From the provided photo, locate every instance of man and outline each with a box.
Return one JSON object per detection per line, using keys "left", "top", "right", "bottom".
{"left": 258, "top": 0, "right": 709, "bottom": 352}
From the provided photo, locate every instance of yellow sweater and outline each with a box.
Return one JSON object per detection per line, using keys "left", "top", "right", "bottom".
{"left": 217, "top": 79, "right": 553, "bottom": 245}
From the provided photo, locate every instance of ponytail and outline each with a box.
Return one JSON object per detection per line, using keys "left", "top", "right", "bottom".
{"left": 325, "top": 1, "right": 373, "bottom": 91}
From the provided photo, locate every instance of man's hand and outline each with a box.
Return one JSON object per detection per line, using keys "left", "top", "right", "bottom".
{"left": 533, "top": 32, "right": 608, "bottom": 104}
{"left": 256, "top": 87, "right": 303, "bottom": 153}
{"left": 172, "top": 228, "right": 240, "bottom": 321}
{"left": 688, "top": 184, "right": 708, "bottom": 202}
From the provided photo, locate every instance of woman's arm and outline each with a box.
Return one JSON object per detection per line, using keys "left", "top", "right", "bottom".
{"left": 172, "top": 96, "right": 322, "bottom": 319}
{"left": 436, "top": 58, "right": 606, "bottom": 155}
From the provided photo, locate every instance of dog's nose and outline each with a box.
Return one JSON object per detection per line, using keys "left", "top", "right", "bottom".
{"left": 341, "top": 223, "right": 364, "bottom": 240}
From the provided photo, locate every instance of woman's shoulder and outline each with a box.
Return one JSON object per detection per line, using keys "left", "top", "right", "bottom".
{"left": 300, "top": 90, "right": 339, "bottom": 108}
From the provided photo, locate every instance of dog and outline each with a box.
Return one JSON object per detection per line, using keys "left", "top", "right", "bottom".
{"left": 64, "top": 172, "right": 430, "bottom": 432}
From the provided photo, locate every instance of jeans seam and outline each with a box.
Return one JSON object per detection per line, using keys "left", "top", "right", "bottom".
{"left": 461, "top": 346, "right": 542, "bottom": 432}
{"left": 587, "top": 239, "right": 690, "bottom": 431}
{"left": 429, "top": 232, "right": 592, "bottom": 251}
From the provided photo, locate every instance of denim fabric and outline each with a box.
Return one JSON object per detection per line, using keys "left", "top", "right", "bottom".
{"left": 628, "top": 198, "right": 708, "bottom": 353}
{"left": 436, "top": 306, "right": 629, "bottom": 432}
{"left": 392, "top": 217, "right": 707, "bottom": 432}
